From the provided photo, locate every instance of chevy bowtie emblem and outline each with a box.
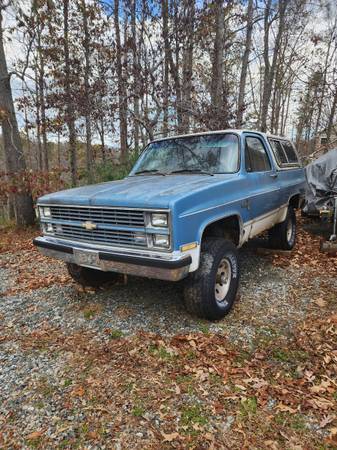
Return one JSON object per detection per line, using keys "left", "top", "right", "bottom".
{"left": 82, "top": 221, "right": 97, "bottom": 230}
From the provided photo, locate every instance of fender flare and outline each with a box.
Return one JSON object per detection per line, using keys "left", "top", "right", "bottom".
{"left": 197, "top": 213, "right": 245, "bottom": 247}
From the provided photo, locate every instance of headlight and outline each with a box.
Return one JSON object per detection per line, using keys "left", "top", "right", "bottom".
{"left": 39, "top": 206, "right": 51, "bottom": 218}
{"left": 153, "top": 234, "right": 169, "bottom": 248}
{"left": 151, "top": 213, "right": 168, "bottom": 227}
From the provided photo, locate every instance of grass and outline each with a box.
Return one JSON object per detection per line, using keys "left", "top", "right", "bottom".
{"left": 198, "top": 321, "right": 210, "bottom": 335}
{"left": 63, "top": 378, "right": 73, "bottom": 387}
{"left": 149, "top": 344, "right": 176, "bottom": 361}
{"left": 272, "top": 348, "right": 309, "bottom": 364}
{"left": 132, "top": 404, "right": 145, "bottom": 417}
{"left": 239, "top": 396, "right": 258, "bottom": 417}
{"left": 181, "top": 404, "right": 208, "bottom": 429}
{"left": 82, "top": 305, "right": 102, "bottom": 320}
{"left": 274, "top": 412, "right": 307, "bottom": 431}
{"left": 108, "top": 329, "right": 124, "bottom": 339}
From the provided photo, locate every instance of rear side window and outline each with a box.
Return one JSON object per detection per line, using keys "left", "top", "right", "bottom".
{"left": 269, "top": 139, "right": 288, "bottom": 165}
{"left": 245, "top": 137, "right": 271, "bottom": 172}
{"left": 281, "top": 141, "right": 298, "bottom": 164}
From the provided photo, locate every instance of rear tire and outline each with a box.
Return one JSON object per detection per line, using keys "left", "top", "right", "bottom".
{"left": 183, "top": 238, "right": 240, "bottom": 320}
{"left": 67, "top": 263, "right": 119, "bottom": 287}
{"left": 268, "top": 206, "right": 296, "bottom": 250}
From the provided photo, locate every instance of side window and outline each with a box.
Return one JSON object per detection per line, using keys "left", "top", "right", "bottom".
{"left": 269, "top": 139, "right": 288, "bottom": 165}
{"left": 281, "top": 141, "right": 299, "bottom": 164}
{"left": 245, "top": 137, "right": 271, "bottom": 172}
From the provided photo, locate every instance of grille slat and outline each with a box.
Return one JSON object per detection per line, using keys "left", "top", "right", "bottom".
{"left": 48, "top": 206, "right": 147, "bottom": 248}
{"left": 49, "top": 206, "right": 145, "bottom": 227}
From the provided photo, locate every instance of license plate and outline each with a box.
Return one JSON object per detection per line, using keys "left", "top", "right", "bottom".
{"left": 73, "top": 249, "right": 100, "bottom": 268}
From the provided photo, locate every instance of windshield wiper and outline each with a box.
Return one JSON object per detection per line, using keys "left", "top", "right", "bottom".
{"left": 133, "top": 169, "right": 166, "bottom": 176}
{"left": 168, "top": 168, "right": 214, "bottom": 176}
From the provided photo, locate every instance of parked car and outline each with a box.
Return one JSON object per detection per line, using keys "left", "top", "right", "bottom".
{"left": 34, "top": 130, "right": 306, "bottom": 320}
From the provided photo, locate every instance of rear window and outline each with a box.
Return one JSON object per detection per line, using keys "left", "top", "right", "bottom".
{"left": 269, "top": 139, "right": 288, "bottom": 165}
{"left": 281, "top": 141, "right": 299, "bottom": 164}
{"left": 268, "top": 138, "right": 299, "bottom": 167}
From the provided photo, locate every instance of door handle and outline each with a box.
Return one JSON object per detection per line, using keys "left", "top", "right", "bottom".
{"left": 270, "top": 172, "right": 278, "bottom": 178}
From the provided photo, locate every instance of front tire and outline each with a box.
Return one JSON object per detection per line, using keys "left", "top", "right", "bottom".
{"left": 268, "top": 206, "right": 296, "bottom": 250}
{"left": 67, "top": 263, "right": 119, "bottom": 287}
{"left": 183, "top": 238, "right": 240, "bottom": 320}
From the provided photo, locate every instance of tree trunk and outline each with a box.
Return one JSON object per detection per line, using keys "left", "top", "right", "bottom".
{"left": 131, "top": 0, "right": 140, "bottom": 150}
{"left": 63, "top": 0, "right": 77, "bottom": 186}
{"left": 181, "top": 0, "right": 195, "bottom": 133}
{"left": 0, "top": 9, "right": 35, "bottom": 226}
{"left": 314, "top": 37, "right": 332, "bottom": 137}
{"left": 162, "top": 0, "right": 169, "bottom": 136}
{"left": 35, "top": 68, "right": 43, "bottom": 170}
{"left": 37, "top": 22, "right": 48, "bottom": 171}
{"left": 114, "top": 0, "right": 128, "bottom": 163}
{"left": 326, "top": 86, "right": 337, "bottom": 145}
{"left": 260, "top": 0, "right": 286, "bottom": 132}
{"left": 173, "top": 0, "right": 182, "bottom": 132}
{"left": 236, "top": 0, "right": 254, "bottom": 127}
{"left": 81, "top": 0, "right": 93, "bottom": 181}
{"left": 210, "top": 0, "right": 224, "bottom": 128}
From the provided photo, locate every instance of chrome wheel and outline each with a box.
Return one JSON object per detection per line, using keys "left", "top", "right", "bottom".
{"left": 215, "top": 258, "right": 231, "bottom": 304}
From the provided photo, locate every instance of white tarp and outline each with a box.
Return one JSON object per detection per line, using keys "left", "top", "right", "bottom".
{"left": 303, "top": 148, "right": 337, "bottom": 214}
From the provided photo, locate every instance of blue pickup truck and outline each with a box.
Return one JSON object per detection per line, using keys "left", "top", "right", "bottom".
{"left": 34, "top": 130, "right": 306, "bottom": 320}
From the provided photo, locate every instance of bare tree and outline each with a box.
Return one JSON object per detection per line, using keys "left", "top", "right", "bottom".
{"left": 0, "top": 3, "right": 35, "bottom": 226}
{"left": 180, "top": 0, "right": 195, "bottom": 133}
{"left": 236, "top": 0, "right": 254, "bottom": 127}
{"left": 114, "top": 0, "right": 128, "bottom": 162}
{"left": 80, "top": 0, "right": 93, "bottom": 181}
{"left": 260, "top": 0, "right": 287, "bottom": 132}
{"left": 63, "top": 0, "right": 78, "bottom": 185}
{"left": 210, "top": 0, "right": 225, "bottom": 129}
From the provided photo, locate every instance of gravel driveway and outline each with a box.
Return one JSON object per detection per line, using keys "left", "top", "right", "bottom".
{"left": 0, "top": 224, "right": 336, "bottom": 449}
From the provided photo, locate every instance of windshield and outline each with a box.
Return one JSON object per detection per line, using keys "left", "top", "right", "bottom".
{"left": 130, "top": 133, "right": 240, "bottom": 176}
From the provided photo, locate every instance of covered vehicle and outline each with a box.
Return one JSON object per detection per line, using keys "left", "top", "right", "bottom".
{"left": 303, "top": 148, "right": 337, "bottom": 215}
{"left": 303, "top": 148, "right": 337, "bottom": 252}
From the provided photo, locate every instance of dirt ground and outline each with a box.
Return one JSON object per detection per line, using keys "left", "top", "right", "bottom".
{"left": 0, "top": 219, "right": 336, "bottom": 449}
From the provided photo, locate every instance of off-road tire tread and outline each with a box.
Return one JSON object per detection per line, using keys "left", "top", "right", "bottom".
{"left": 268, "top": 206, "right": 296, "bottom": 250}
{"left": 184, "top": 238, "right": 240, "bottom": 320}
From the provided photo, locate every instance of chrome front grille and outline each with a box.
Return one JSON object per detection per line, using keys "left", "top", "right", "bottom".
{"left": 49, "top": 206, "right": 145, "bottom": 227}
{"left": 51, "top": 224, "right": 146, "bottom": 247}
{"left": 47, "top": 206, "right": 147, "bottom": 248}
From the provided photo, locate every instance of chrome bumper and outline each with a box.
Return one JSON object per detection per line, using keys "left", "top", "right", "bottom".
{"left": 33, "top": 237, "right": 191, "bottom": 281}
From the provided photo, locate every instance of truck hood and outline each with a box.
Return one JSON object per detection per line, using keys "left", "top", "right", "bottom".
{"left": 38, "top": 174, "right": 236, "bottom": 209}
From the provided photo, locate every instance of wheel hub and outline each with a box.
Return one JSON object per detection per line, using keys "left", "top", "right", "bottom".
{"left": 215, "top": 258, "right": 231, "bottom": 304}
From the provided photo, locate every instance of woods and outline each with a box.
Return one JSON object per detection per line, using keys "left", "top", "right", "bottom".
{"left": 0, "top": 0, "right": 337, "bottom": 225}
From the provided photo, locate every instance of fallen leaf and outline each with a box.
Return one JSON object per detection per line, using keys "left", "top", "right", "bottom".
{"left": 161, "top": 432, "right": 179, "bottom": 442}
{"left": 320, "top": 415, "right": 336, "bottom": 428}
{"left": 275, "top": 403, "right": 297, "bottom": 414}
{"left": 314, "top": 298, "right": 327, "bottom": 307}
{"left": 307, "top": 397, "right": 334, "bottom": 410}
{"left": 264, "top": 440, "right": 278, "bottom": 449}
{"left": 71, "top": 386, "right": 85, "bottom": 397}
{"left": 27, "top": 431, "right": 43, "bottom": 440}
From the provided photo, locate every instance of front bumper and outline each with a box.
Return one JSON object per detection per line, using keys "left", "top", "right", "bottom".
{"left": 33, "top": 237, "right": 191, "bottom": 281}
